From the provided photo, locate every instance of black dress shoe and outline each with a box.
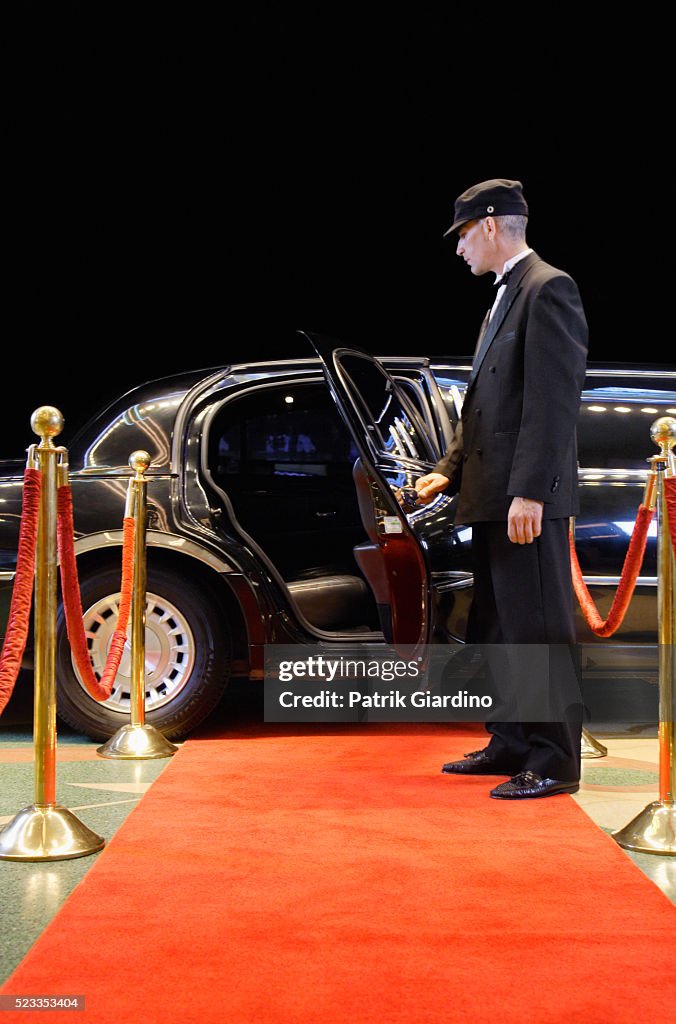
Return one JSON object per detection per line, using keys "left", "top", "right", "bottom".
{"left": 441, "top": 750, "right": 514, "bottom": 775}
{"left": 490, "top": 770, "right": 580, "bottom": 799}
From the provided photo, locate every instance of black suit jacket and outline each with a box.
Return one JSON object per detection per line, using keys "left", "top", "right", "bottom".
{"left": 435, "top": 251, "right": 588, "bottom": 524}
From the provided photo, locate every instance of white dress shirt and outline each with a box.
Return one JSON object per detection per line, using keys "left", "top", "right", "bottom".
{"left": 489, "top": 247, "right": 533, "bottom": 320}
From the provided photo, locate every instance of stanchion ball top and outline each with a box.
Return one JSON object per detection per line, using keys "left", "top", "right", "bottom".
{"left": 129, "top": 450, "right": 152, "bottom": 474}
{"left": 31, "top": 406, "right": 64, "bottom": 440}
{"left": 650, "top": 416, "right": 676, "bottom": 449}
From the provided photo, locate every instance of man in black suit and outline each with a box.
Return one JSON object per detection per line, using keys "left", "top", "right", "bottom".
{"left": 415, "top": 179, "right": 588, "bottom": 799}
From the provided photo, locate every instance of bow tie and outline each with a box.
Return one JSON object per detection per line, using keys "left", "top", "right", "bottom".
{"left": 493, "top": 268, "right": 514, "bottom": 289}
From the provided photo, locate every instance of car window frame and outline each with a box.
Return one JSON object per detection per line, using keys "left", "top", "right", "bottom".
{"left": 330, "top": 350, "right": 438, "bottom": 466}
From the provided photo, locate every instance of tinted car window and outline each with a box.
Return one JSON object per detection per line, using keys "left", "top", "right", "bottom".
{"left": 578, "top": 382, "right": 676, "bottom": 469}
{"left": 336, "top": 353, "right": 435, "bottom": 461}
{"left": 214, "top": 386, "right": 359, "bottom": 477}
{"left": 395, "top": 379, "right": 427, "bottom": 422}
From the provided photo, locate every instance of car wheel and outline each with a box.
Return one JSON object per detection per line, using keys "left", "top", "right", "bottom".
{"left": 56, "top": 564, "right": 231, "bottom": 741}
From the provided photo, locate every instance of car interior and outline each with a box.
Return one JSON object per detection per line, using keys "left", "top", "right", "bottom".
{"left": 207, "top": 381, "right": 383, "bottom": 633}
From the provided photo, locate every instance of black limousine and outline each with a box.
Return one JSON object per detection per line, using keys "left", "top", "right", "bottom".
{"left": 1, "top": 337, "right": 674, "bottom": 739}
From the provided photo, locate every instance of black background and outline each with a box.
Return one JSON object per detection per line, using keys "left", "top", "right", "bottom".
{"left": 5, "top": 8, "right": 674, "bottom": 456}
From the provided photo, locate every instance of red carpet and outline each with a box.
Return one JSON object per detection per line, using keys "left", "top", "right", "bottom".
{"left": 2, "top": 721, "right": 674, "bottom": 1023}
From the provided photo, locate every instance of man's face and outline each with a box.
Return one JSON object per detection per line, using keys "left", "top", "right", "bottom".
{"left": 456, "top": 219, "right": 492, "bottom": 275}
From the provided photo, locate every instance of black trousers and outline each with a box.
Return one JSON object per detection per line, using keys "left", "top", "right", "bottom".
{"left": 467, "top": 518, "right": 582, "bottom": 782}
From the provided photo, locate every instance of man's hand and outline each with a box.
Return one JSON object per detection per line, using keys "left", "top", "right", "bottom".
{"left": 414, "top": 473, "right": 450, "bottom": 503}
{"left": 508, "top": 497, "right": 544, "bottom": 544}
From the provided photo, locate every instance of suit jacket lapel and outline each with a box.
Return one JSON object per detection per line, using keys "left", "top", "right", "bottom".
{"left": 466, "top": 252, "right": 542, "bottom": 393}
{"left": 472, "top": 309, "right": 491, "bottom": 359}
{"left": 472, "top": 285, "right": 519, "bottom": 374}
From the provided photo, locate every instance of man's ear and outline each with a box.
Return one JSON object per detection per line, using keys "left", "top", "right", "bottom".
{"left": 482, "top": 216, "right": 496, "bottom": 239}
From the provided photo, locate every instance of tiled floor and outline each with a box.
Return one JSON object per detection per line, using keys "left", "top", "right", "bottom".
{"left": 1, "top": 718, "right": 674, "bottom": 986}
{"left": 574, "top": 731, "right": 676, "bottom": 903}
{"left": 0, "top": 723, "right": 173, "bottom": 984}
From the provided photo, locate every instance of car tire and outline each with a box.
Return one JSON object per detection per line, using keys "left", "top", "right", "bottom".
{"left": 56, "top": 563, "right": 231, "bottom": 741}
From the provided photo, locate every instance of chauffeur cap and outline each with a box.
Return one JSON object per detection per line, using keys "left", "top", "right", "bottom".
{"left": 443, "top": 178, "right": 529, "bottom": 237}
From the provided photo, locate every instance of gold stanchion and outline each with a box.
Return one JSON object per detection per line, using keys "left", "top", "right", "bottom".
{"left": 613, "top": 416, "right": 676, "bottom": 855}
{"left": 0, "top": 408, "right": 105, "bottom": 861}
{"left": 581, "top": 727, "right": 608, "bottom": 759}
{"left": 97, "top": 451, "right": 178, "bottom": 760}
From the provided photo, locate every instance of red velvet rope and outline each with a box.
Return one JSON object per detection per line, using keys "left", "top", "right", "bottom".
{"left": 666, "top": 477, "right": 676, "bottom": 561}
{"left": 57, "top": 485, "right": 135, "bottom": 702}
{"left": 0, "top": 469, "right": 41, "bottom": 716}
{"left": 570, "top": 504, "right": 655, "bottom": 637}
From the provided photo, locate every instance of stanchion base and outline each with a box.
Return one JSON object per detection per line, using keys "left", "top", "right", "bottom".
{"left": 612, "top": 801, "right": 676, "bottom": 855}
{"left": 0, "top": 804, "right": 105, "bottom": 861}
{"left": 581, "top": 727, "right": 608, "bottom": 759}
{"left": 97, "top": 723, "right": 178, "bottom": 760}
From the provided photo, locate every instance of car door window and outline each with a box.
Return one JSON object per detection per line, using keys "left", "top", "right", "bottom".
{"left": 335, "top": 353, "right": 436, "bottom": 462}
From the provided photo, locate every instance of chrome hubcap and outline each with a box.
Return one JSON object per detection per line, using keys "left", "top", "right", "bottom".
{"left": 73, "top": 591, "right": 196, "bottom": 715}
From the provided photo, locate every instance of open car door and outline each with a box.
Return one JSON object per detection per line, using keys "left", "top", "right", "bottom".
{"left": 303, "top": 331, "right": 434, "bottom": 650}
